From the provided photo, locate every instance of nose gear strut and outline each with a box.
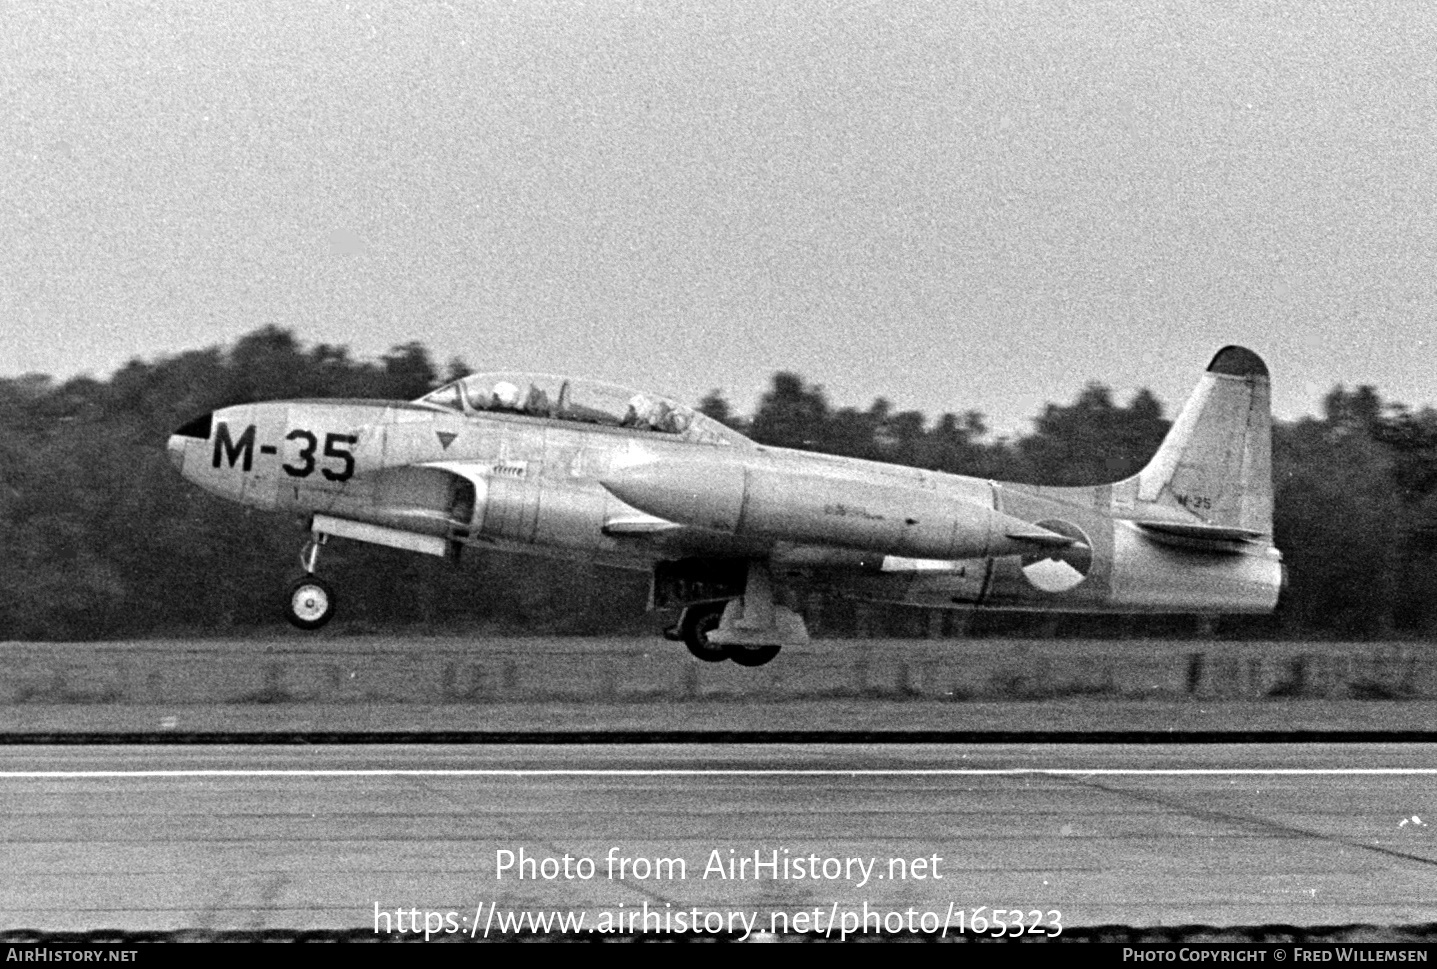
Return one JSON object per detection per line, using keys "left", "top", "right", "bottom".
{"left": 286, "top": 531, "right": 335, "bottom": 630}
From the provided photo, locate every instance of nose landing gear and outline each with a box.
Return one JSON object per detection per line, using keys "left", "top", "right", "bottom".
{"left": 285, "top": 535, "right": 335, "bottom": 631}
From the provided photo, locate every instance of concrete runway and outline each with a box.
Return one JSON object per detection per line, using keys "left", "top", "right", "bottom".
{"left": 3, "top": 744, "right": 1436, "bottom": 935}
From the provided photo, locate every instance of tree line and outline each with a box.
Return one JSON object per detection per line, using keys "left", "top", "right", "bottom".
{"left": 1, "top": 326, "right": 1432, "bottom": 640}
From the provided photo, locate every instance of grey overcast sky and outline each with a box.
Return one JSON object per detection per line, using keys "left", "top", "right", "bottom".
{"left": 3, "top": 1, "right": 1433, "bottom": 436}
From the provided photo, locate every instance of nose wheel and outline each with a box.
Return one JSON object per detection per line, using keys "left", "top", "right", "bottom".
{"left": 285, "top": 534, "right": 335, "bottom": 630}
{"left": 286, "top": 576, "right": 336, "bottom": 630}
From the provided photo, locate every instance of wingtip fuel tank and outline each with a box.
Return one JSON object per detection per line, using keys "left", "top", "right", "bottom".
{"left": 601, "top": 459, "right": 1078, "bottom": 561}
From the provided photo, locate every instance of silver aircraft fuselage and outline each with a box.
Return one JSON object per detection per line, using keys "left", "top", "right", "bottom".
{"left": 168, "top": 355, "right": 1284, "bottom": 633}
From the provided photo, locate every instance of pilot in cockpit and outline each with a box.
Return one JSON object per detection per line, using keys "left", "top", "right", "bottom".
{"left": 624, "top": 393, "right": 664, "bottom": 430}
{"left": 490, "top": 381, "right": 522, "bottom": 412}
{"left": 665, "top": 407, "right": 693, "bottom": 434}
{"left": 624, "top": 393, "right": 692, "bottom": 433}
{"left": 524, "top": 384, "right": 550, "bottom": 417}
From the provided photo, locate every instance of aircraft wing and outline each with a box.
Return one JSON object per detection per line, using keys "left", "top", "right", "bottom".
{"left": 602, "top": 513, "right": 685, "bottom": 536}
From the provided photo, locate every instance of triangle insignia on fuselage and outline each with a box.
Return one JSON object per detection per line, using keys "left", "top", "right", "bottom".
{"left": 436, "top": 431, "right": 458, "bottom": 450}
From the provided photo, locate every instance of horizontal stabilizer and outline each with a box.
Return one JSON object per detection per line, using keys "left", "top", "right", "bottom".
{"left": 1131, "top": 519, "right": 1266, "bottom": 543}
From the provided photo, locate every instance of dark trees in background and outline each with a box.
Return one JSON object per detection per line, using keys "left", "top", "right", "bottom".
{"left": 0, "top": 328, "right": 1431, "bottom": 640}
{"left": 0, "top": 330, "right": 649, "bottom": 640}
{"left": 748, "top": 372, "right": 830, "bottom": 452}
{"left": 1013, "top": 385, "right": 1169, "bottom": 486}
{"left": 1372, "top": 402, "right": 1437, "bottom": 634}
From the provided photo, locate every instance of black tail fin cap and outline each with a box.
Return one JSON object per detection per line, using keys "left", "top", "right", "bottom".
{"left": 1207, "top": 346, "right": 1268, "bottom": 378}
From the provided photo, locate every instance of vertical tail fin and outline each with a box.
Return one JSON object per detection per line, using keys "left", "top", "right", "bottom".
{"left": 1131, "top": 346, "right": 1272, "bottom": 539}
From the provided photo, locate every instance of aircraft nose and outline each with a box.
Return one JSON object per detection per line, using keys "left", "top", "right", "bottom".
{"left": 166, "top": 434, "right": 183, "bottom": 471}
{"left": 168, "top": 412, "right": 213, "bottom": 472}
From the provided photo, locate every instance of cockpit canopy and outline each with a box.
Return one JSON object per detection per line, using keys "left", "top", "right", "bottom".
{"left": 416, "top": 372, "right": 744, "bottom": 446}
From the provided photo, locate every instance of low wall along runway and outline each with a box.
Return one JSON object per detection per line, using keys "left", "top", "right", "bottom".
{"left": 1, "top": 636, "right": 1434, "bottom": 733}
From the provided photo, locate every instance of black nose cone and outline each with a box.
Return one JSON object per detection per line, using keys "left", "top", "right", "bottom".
{"left": 173, "top": 413, "right": 213, "bottom": 439}
{"left": 168, "top": 412, "right": 212, "bottom": 472}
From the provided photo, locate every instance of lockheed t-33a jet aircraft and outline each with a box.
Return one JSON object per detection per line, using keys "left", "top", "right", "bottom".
{"left": 167, "top": 346, "right": 1283, "bottom": 667}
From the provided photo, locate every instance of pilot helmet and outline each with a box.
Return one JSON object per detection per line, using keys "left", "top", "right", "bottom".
{"left": 667, "top": 407, "right": 693, "bottom": 433}
{"left": 492, "top": 381, "right": 521, "bottom": 408}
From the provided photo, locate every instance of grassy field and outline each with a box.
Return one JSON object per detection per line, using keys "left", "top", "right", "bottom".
{"left": 1, "top": 635, "right": 1434, "bottom": 733}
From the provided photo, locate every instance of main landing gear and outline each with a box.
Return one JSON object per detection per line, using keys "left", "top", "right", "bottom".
{"left": 285, "top": 536, "right": 336, "bottom": 631}
{"left": 675, "top": 601, "right": 731, "bottom": 663}
{"left": 668, "top": 561, "right": 809, "bottom": 667}
{"left": 671, "top": 601, "right": 787, "bottom": 667}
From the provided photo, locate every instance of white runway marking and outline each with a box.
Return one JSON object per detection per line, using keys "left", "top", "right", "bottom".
{"left": 4, "top": 768, "right": 1437, "bottom": 779}
{"left": 7, "top": 745, "right": 1436, "bottom": 930}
